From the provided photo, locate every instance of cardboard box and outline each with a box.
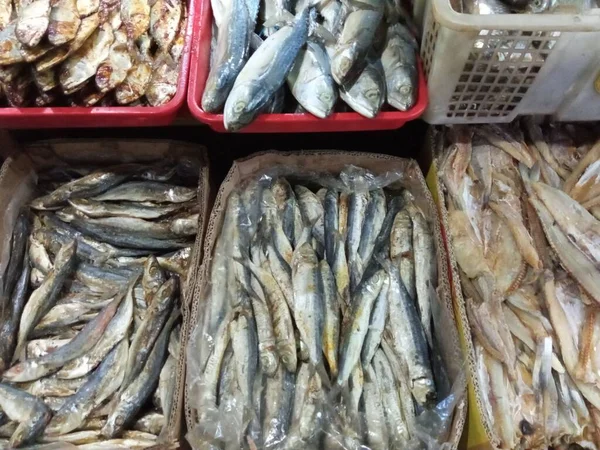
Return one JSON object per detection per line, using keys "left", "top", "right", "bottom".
{"left": 184, "top": 150, "right": 467, "bottom": 449}
{"left": 0, "top": 138, "right": 210, "bottom": 449}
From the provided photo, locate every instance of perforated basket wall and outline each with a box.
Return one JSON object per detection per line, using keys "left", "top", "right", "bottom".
{"left": 421, "top": 0, "right": 600, "bottom": 124}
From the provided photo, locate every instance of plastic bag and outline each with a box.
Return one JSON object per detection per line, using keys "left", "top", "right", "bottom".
{"left": 186, "top": 160, "right": 465, "bottom": 450}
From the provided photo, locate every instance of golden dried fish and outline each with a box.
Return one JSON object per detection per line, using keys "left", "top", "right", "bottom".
{"left": 19, "top": 39, "right": 52, "bottom": 62}
{"left": 77, "top": 0, "right": 99, "bottom": 16}
{"left": 570, "top": 160, "right": 600, "bottom": 204}
{"left": 150, "top": 0, "right": 181, "bottom": 51}
{"left": 477, "top": 124, "right": 535, "bottom": 169}
{"left": 114, "top": 33, "right": 151, "bottom": 104}
{"left": 120, "top": 0, "right": 149, "bottom": 41}
{"left": 169, "top": 3, "right": 185, "bottom": 62}
{"left": 145, "top": 52, "right": 177, "bottom": 106}
{"left": 3, "top": 70, "right": 33, "bottom": 105}
{"left": 532, "top": 181, "right": 600, "bottom": 265}
{"left": 16, "top": 0, "right": 50, "bottom": 47}
{"left": 48, "top": 0, "right": 81, "bottom": 46}
{"left": 34, "top": 87, "right": 57, "bottom": 105}
{"left": 59, "top": 22, "right": 114, "bottom": 94}
{"left": 95, "top": 28, "right": 132, "bottom": 93}
{"left": 563, "top": 141, "right": 600, "bottom": 194}
{"left": 0, "top": 0, "right": 12, "bottom": 29}
{"left": 0, "top": 22, "right": 26, "bottom": 66}
{"left": 488, "top": 200, "right": 541, "bottom": 270}
{"left": 35, "top": 12, "right": 99, "bottom": 72}
{"left": 32, "top": 66, "right": 57, "bottom": 91}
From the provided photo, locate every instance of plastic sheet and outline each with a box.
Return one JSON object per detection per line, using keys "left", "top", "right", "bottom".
{"left": 186, "top": 163, "right": 464, "bottom": 450}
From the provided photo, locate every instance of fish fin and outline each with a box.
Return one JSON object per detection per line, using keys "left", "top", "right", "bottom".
{"left": 250, "top": 33, "right": 263, "bottom": 51}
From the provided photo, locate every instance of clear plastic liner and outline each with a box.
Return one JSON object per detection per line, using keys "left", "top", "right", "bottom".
{"left": 187, "top": 163, "right": 464, "bottom": 450}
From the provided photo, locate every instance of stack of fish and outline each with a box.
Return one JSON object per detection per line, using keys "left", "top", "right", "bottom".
{"left": 188, "top": 166, "right": 456, "bottom": 449}
{"left": 0, "top": 161, "right": 200, "bottom": 448}
{"left": 0, "top": 0, "right": 187, "bottom": 107}
{"left": 202, "top": 0, "right": 419, "bottom": 131}
{"left": 439, "top": 120, "right": 600, "bottom": 449}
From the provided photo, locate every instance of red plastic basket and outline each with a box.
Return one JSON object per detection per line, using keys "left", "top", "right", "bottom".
{"left": 187, "top": 0, "right": 428, "bottom": 133}
{"left": 0, "top": 0, "right": 195, "bottom": 129}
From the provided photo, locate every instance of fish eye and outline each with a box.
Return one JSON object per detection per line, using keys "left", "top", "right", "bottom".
{"left": 399, "top": 85, "right": 412, "bottom": 95}
{"left": 319, "top": 92, "right": 332, "bottom": 103}
{"left": 366, "top": 89, "right": 380, "bottom": 100}
{"left": 234, "top": 101, "right": 246, "bottom": 113}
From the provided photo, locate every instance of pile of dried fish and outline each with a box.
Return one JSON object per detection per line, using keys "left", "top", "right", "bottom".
{"left": 187, "top": 166, "right": 458, "bottom": 449}
{"left": 0, "top": 161, "right": 200, "bottom": 448}
{"left": 0, "top": 0, "right": 187, "bottom": 107}
{"left": 202, "top": 0, "right": 419, "bottom": 131}
{"left": 439, "top": 120, "right": 600, "bottom": 449}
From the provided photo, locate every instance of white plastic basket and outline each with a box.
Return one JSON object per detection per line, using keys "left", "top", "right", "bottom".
{"left": 421, "top": 0, "right": 600, "bottom": 124}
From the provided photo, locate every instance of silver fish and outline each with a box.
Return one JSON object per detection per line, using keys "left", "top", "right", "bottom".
{"left": 45, "top": 340, "right": 127, "bottom": 436}
{"left": 363, "top": 364, "right": 388, "bottom": 450}
{"left": 122, "top": 277, "right": 176, "bottom": 388}
{"left": 13, "top": 240, "right": 77, "bottom": 363}
{"left": 245, "top": 282, "right": 278, "bottom": 376}
{"left": 94, "top": 181, "right": 195, "bottom": 203}
{"left": 28, "top": 231, "right": 53, "bottom": 274}
{"left": 244, "top": 260, "right": 296, "bottom": 372}
{"left": 20, "top": 374, "right": 87, "bottom": 397}
{"left": 262, "top": 363, "right": 295, "bottom": 447}
{"left": 339, "top": 57, "right": 386, "bottom": 119}
{"left": 320, "top": 259, "right": 340, "bottom": 379}
{"left": 323, "top": 189, "right": 338, "bottom": 267}
{"left": 201, "top": 0, "right": 250, "bottom": 113}
{"left": 295, "top": 185, "right": 325, "bottom": 250}
{"left": 330, "top": 4, "right": 383, "bottom": 85}
{"left": 4, "top": 285, "right": 125, "bottom": 382}
{"left": 405, "top": 198, "right": 436, "bottom": 346}
{"left": 337, "top": 269, "right": 385, "bottom": 385}
{"left": 0, "top": 252, "right": 30, "bottom": 373}
{"left": 31, "top": 168, "right": 129, "bottom": 210}
{"left": 158, "top": 354, "right": 176, "bottom": 427}
{"left": 390, "top": 209, "right": 415, "bottom": 301}
{"left": 57, "top": 274, "right": 136, "bottom": 379}
{"left": 0, "top": 383, "right": 51, "bottom": 447}
{"left": 292, "top": 241, "right": 323, "bottom": 368}
{"left": 381, "top": 23, "right": 418, "bottom": 111}
{"left": 230, "top": 307, "right": 258, "bottom": 411}
{"left": 68, "top": 198, "right": 183, "bottom": 220}
{"left": 382, "top": 258, "right": 435, "bottom": 406}
{"left": 142, "top": 256, "right": 166, "bottom": 306}
{"left": 372, "top": 349, "right": 410, "bottom": 447}
{"left": 102, "top": 309, "right": 178, "bottom": 438}
{"left": 287, "top": 40, "right": 337, "bottom": 119}
{"left": 361, "top": 276, "right": 389, "bottom": 366}
{"left": 346, "top": 190, "right": 369, "bottom": 290}
{"left": 223, "top": 8, "right": 309, "bottom": 131}
{"left": 358, "top": 188, "right": 386, "bottom": 270}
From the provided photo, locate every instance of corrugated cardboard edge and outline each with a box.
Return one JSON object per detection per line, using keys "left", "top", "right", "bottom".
{"left": 185, "top": 150, "right": 467, "bottom": 449}
{"left": 0, "top": 139, "right": 211, "bottom": 450}
{"left": 424, "top": 127, "right": 499, "bottom": 450}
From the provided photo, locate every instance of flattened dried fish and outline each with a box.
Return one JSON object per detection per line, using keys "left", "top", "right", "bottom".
{"left": 150, "top": 0, "right": 181, "bottom": 50}
{"left": 16, "top": 0, "right": 50, "bottom": 47}
{"left": 95, "top": 28, "right": 132, "bottom": 93}
{"left": 120, "top": 0, "right": 149, "bottom": 40}
{"left": 145, "top": 52, "right": 178, "bottom": 106}
{"left": 48, "top": 0, "right": 81, "bottom": 46}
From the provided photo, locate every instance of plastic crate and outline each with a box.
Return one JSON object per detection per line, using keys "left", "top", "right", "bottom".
{"left": 187, "top": 0, "right": 428, "bottom": 133}
{"left": 421, "top": 0, "right": 600, "bottom": 124}
{"left": 0, "top": 0, "right": 195, "bottom": 129}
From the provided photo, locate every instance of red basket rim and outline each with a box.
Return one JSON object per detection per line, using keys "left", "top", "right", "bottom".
{"left": 187, "top": 0, "right": 428, "bottom": 133}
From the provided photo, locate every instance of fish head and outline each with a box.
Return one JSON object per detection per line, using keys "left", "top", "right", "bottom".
{"left": 303, "top": 79, "right": 337, "bottom": 119}
{"left": 386, "top": 66, "right": 416, "bottom": 112}
{"left": 346, "top": 68, "right": 384, "bottom": 119}
{"left": 201, "top": 70, "right": 230, "bottom": 113}
{"left": 223, "top": 82, "right": 268, "bottom": 132}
